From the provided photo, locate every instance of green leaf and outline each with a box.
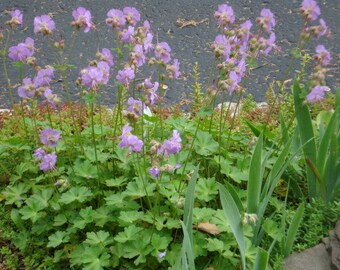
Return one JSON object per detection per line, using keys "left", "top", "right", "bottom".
{"left": 105, "top": 176, "right": 127, "bottom": 187}
{"left": 195, "top": 177, "right": 218, "bottom": 202}
{"left": 219, "top": 183, "right": 246, "bottom": 270}
{"left": 118, "top": 211, "right": 144, "bottom": 226}
{"left": 93, "top": 207, "right": 111, "bottom": 227}
{"left": 74, "top": 159, "right": 98, "bottom": 179}
{"left": 284, "top": 202, "right": 305, "bottom": 257}
{"left": 247, "top": 133, "right": 263, "bottom": 214}
{"left": 254, "top": 247, "right": 269, "bottom": 270}
{"left": 47, "top": 231, "right": 70, "bottom": 248}
{"left": 123, "top": 178, "right": 156, "bottom": 199}
{"left": 294, "top": 81, "right": 317, "bottom": 198}
{"left": 54, "top": 214, "right": 67, "bottom": 226}
{"left": 3, "top": 183, "right": 29, "bottom": 206}
{"left": 193, "top": 131, "right": 219, "bottom": 156}
{"left": 85, "top": 231, "right": 113, "bottom": 246}
{"left": 82, "top": 246, "right": 111, "bottom": 270}
{"left": 59, "top": 186, "right": 93, "bottom": 204}
{"left": 114, "top": 225, "right": 143, "bottom": 243}
{"left": 19, "top": 199, "right": 44, "bottom": 223}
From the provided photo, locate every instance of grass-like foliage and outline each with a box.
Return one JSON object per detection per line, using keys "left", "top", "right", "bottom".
{"left": 0, "top": 1, "right": 339, "bottom": 269}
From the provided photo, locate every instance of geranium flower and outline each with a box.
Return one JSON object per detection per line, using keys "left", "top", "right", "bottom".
{"left": 40, "top": 128, "right": 61, "bottom": 148}
{"left": 214, "top": 4, "right": 235, "bottom": 27}
{"left": 72, "top": 7, "right": 93, "bottom": 32}
{"left": 106, "top": 9, "right": 125, "bottom": 29}
{"left": 34, "top": 14, "right": 55, "bottom": 35}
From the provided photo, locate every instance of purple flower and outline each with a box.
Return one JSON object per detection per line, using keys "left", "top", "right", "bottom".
{"left": 257, "top": 9, "right": 276, "bottom": 32}
{"left": 72, "top": 7, "right": 93, "bottom": 32}
{"left": 316, "top": 19, "right": 328, "bottom": 39}
{"left": 116, "top": 67, "right": 135, "bottom": 85}
{"left": 34, "top": 14, "right": 55, "bottom": 35}
{"left": 34, "top": 66, "right": 54, "bottom": 87}
{"left": 81, "top": 66, "right": 104, "bottom": 88}
{"left": 315, "top": 45, "right": 331, "bottom": 66}
{"left": 127, "top": 97, "right": 143, "bottom": 116}
{"left": 212, "top": 35, "right": 231, "bottom": 60}
{"left": 8, "top": 10, "right": 23, "bottom": 26}
{"left": 265, "top": 32, "right": 276, "bottom": 54}
{"left": 214, "top": 4, "right": 235, "bottom": 27}
{"left": 166, "top": 59, "right": 180, "bottom": 80}
{"left": 106, "top": 9, "right": 126, "bottom": 29}
{"left": 155, "top": 42, "right": 171, "bottom": 64}
{"left": 97, "top": 61, "right": 110, "bottom": 85}
{"left": 33, "top": 147, "right": 46, "bottom": 161}
{"left": 120, "top": 26, "right": 135, "bottom": 43}
{"left": 301, "top": 0, "right": 320, "bottom": 21}
{"left": 143, "top": 33, "right": 154, "bottom": 53}
{"left": 8, "top": 37, "right": 35, "bottom": 61}
{"left": 158, "top": 251, "right": 166, "bottom": 259}
{"left": 123, "top": 7, "right": 140, "bottom": 26}
{"left": 239, "top": 20, "right": 252, "bottom": 43}
{"left": 40, "top": 152, "right": 57, "bottom": 171}
{"left": 228, "top": 70, "right": 241, "bottom": 94}
{"left": 43, "top": 88, "right": 59, "bottom": 107}
{"left": 306, "top": 85, "right": 328, "bottom": 102}
{"left": 17, "top": 78, "right": 35, "bottom": 98}
{"left": 144, "top": 78, "right": 159, "bottom": 105}
{"left": 118, "top": 124, "right": 143, "bottom": 152}
{"left": 97, "top": 48, "right": 114, "bottom": 67}
{"left": 132, "top": 44, "right": 146, "bottom": 67}
{"left": 149, "top": 167, "right": 160, "bottom": 178}
{"left": 40, "top": 128, "right": 61, "bottom": 148}
{"left": 158, "top": 130, "right": 182, "bottom": 155}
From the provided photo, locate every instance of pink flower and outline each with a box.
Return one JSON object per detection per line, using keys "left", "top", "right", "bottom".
{"left": 315, "top": 45, "right": 331, "bottom": 66}
{"left": 40, "top": 152, "right": 57, "bottom": 171}
{"left": 8, "top": 10, "right": 23, "bottom": 26}
{"left": 158, "top": 130, "right": 182, "bottom": 155}
{"left": 132, "top": 44, "right": 146, "bottom": 67}
{"left": 97, "top": 48, "right": 114, "bottom": 67}
{"left": 34, "top": 66, "right": 54, "bottom": 87}
{"left": 8, "top": 37, "right": 35, "bottom": 61}
{"left": 214, "top": 4, "right": 235, "bottom": 27}
{"left": 123, "top": 7, "right": 140, "bottom": 26}
{"left": 106, "top": 9, "right": 125, "bottom": 29}
{"left": 116, "top": 67, "right": 135, "bottom": 85}
{"left": 17, "top": 78, "right": 35, "bottom": 98}
{"left": 155, "top": 42, "right": 171, "bottom": 64}
{"left": 149, "top": 167, "right": 160, "bottom": 178}
{"left": 257, "top": 9, "right": 276, "bottom": 32}
{"left": 127, "top": 97, "right": 143, "bottom": 116}
{"left": 301, "top": 0, "right": 320, "bottom": 21}
{"left": 307, "top": 85, "right": 328, "bottom": 102}
{"left": 72, "top": 7, "right": 93, "bottom": 32}
{"left": 34, "top": 14, "right": 55, "bottom": 35}
{"left": 97, "top": 61, "right": 110, "bottom": 85}
{"left": 33, "top": 148, "right": 46, "bottom": 161}
{"left": 40, "top": 128, "right": 61, "bottom": 148}
{"left": 81, "top": 66, "right": 104, "bottom": 88}
{"left": 143, "top": 33, "right": 154, "bottom": 53}
{"left": 166, "top": 59, "right": 180, "bottom": 80}
{"left": 118, "top": 124, "right": 143, "bottom": 152}
{"left": 120, "top": 26, "right": 135, "bottom": 43}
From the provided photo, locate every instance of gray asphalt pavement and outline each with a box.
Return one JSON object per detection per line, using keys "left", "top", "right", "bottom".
{"left": 0, "top": 0, "right": 339, "bottom": 108}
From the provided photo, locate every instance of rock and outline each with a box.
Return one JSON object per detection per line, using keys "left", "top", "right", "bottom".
{"left": 327, "top": 220, "right": 340, "bottom": 270}
{"left": 284, "top": 243, "right": 331, "bottom": 270}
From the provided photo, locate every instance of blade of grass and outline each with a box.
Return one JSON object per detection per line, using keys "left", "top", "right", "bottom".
{"left": 219, "top": 183, "right": 246, "bottom": 270}
{"left": 247, "top": 133, "right": 263, "bottom": 214}
{"left": 293, "top": 80, "right": 317, "bottom": 199}
{"left": 284, "top": 202, "right": 305, "bottom": 257}
{"left": 253, "top": 247, "right": 269, "bottom": 270}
